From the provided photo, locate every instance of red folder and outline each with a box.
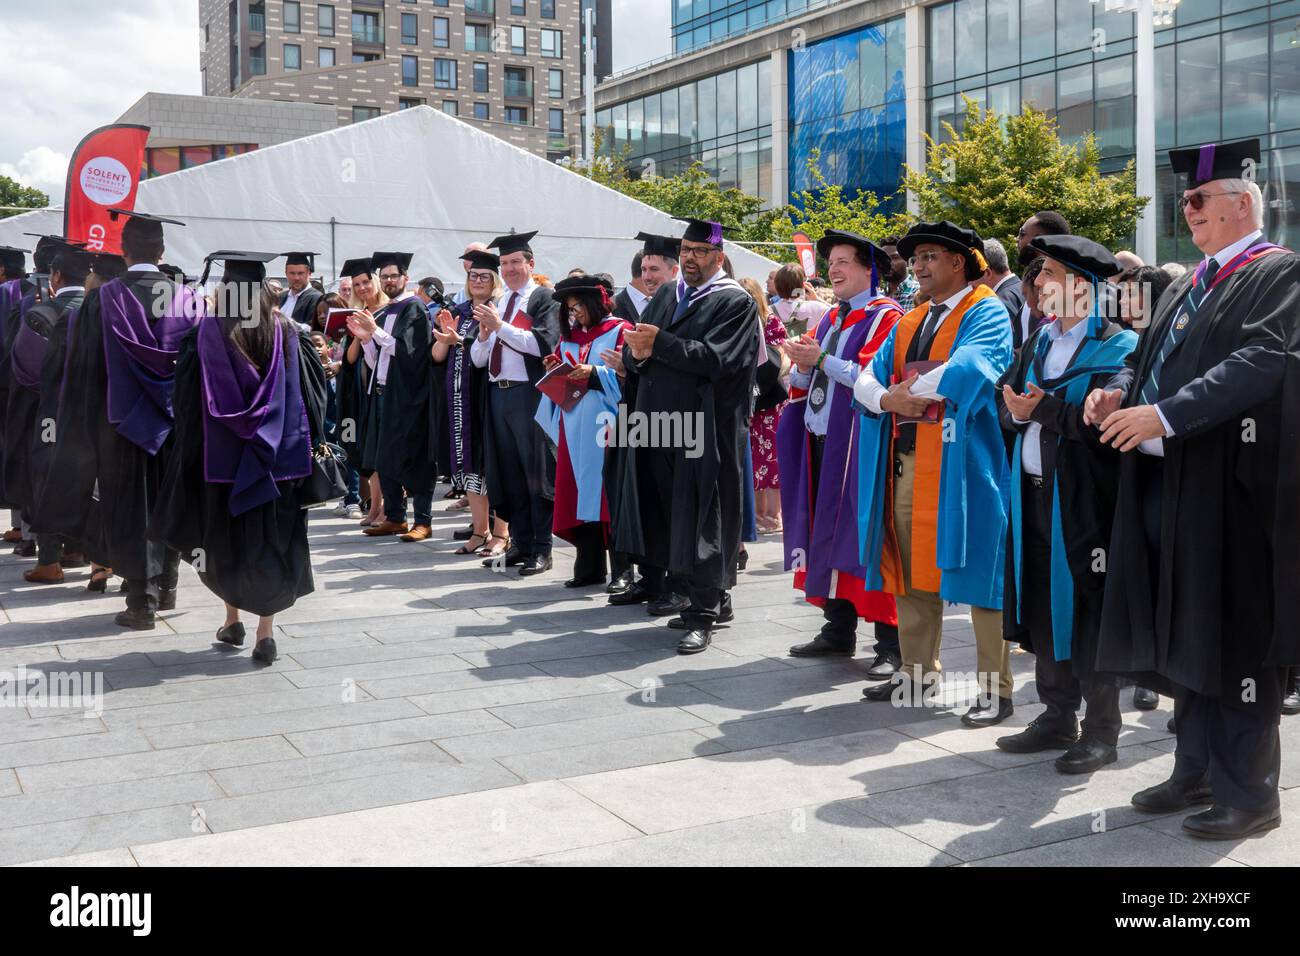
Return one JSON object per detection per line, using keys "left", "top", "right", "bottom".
{"left": 325, "top": 309, "right": 359, "bottom": 340}
{"left": 891, "top": 360, "right": 945, "bottom": 424}
{"left": 536, "top": 360, "right": 589, "bottom": 412}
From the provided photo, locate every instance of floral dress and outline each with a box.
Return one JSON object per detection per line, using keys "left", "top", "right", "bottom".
{"left": 750, "top": 313, "right": 788, "bottom": 490}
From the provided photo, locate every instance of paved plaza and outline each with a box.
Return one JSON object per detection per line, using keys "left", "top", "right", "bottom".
{"left": 0, "top": 502, "right": 1294, "bottom": 867}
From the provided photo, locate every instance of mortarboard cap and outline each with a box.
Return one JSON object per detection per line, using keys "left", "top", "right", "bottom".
{"left": 1169, "top": 138, "right": 1261, "bottom": 191}
{"left": 0, "top": 246, "right": 29, "bottom": 277}
{"left": 24, "top": 234, "right": 84, "bottom": 273}
{"left": 90, "top": 253, "right": 127, "bottom": 280}
{"left": 200, "top": 250, "right": 279, "bottom": 286}
{"left": 340, "top": 257, "right": 374, "bottom": 279}
{"left": 157, "top": 263, "right": 189, "bottom": 284}
{"left": 679, "top": 219, "right": 730, "bottom": 248}
{"left": 283, "top": 251, "right": 319, "bottom": 270}
{"left": 463, "top": 249, "right": 501, "bottom": 272}
{"left": 1028, "top": 235, "right": 1122, "bottom": 281}
{"left": 487, "top": 231, "right": 539, "bottom": 257}
{"left": 635, "top": 232, "right": 681, "bottom": 260}
{"left": 370, "top": 251, "right": 414, "bottom": 274}
{"left": 108, "top": 208, "right": 185, "bottom": 246}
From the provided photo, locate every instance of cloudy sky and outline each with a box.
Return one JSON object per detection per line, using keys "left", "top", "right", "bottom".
{"left": 0, "top": 0, "right": 669, "bottom": 202}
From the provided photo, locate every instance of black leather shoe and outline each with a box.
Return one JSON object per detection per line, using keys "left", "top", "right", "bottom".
{"left": 1282, "top": 680, "right": 1300, "bottom": 716}
{"left": 1133, "top": 686, "right": 1159, "bottom": 711}
{"left": 647, "top": 593, "right": 689, "bottom": 616}
{"left": 453, "top": 525, "right": 475, "bottom": 541}
{"left": 518, "top": 554, "right": 552, "bottom": 576}
{"left": 1182, "top": 804, "right": 1282, "bottom": 840}
{"left": 483, "top": 546, "right": 526, "bottom": 569}
{"left": 677, "top": 629, "right": 712, "bottom": 655}
{"left": 608, "top": 583, "right": 652, "bottom": 606}
{"left": 251, "top": 637, "right": 278, "bottom": 664}
{"left": 995, "top": 717, "right": 1079, "bottom": 753}
{"left": 217, "top": 622, "right": 246, "bottom": 647}
{"left": 961, "top": 696, "right": 1014, "bottom": 728}
{"left": 788, "top": 634, "right": 854, "bottom": 657}
{"left": 865, "top": 652, "right": 901, "bottom": 680}
{"left": 157, "top": 588, "right": 177, "bottom": 612}
{"left": 115, "top": 607, "right": 156, "bottom": 631}
{"left": 1131, "top": 777, "right": 1213, "bottom": 813}
{"left": 564, "top": 574, "right": 604, "bottom": 588}
{"left": 1167, "top": 715, "right": 1176, "bottom": 734}
{"left": 13, "top": 540, "right": 34, "bottom": 558}
{"left": 668, "top": 607, "right": 734, "bottom": 630}
{"left": 606, "top": 571, "right": 635, "bottom": 595}
{"left": 1055, "top": 738, "right": 1118, "bottom": 774}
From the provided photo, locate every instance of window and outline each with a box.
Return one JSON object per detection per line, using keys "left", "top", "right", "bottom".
{"left": 511, "top": 26, "right": 525, "bottom": 55}
{"left": 506, "top": 106, "right": 529, "bottom": 125}
{"left": 250, "top": 41, "right": 267, "bottom": 74}
{"left": 352, "top": 52, "right": 380, "bottom": 62}
{"left": 433, "top": 16, "right": 449, "bottom": 47}
{"left": 548, "top": 108, "right": 564, "bottom": 133}
{"left": 547, "top": 68, "right": 563, "bottom": 98}
{"left": 402, "top": 54, "right": 419, "bottom": 86}
{"left": 473, "top": 61, "right": 489, "bottom": 92}
{"left": 466, "top": 23, "right": 491, "bottom": 51}
{"left": 399, "top": 97, "right": 425, "bottom": 109}
{"left": 317, "top": 3, "right": 334, "bottom": 36}
{"left": 474, "top": 102, "right": 489, "bottom": 120}
{"left": 284, "top": 0, "right": 300, "bottom": 32}
{"left": 284, "top": 43, "right": 301, "bottom": 70}
{"left": 505, "top": 66, "right": 529, "bottom": 97}
{"left": 435, "top": 58, "right": 457, "bottom": 89}
{"left": 401, "top": 12, "right": 417, "bottom": 44}
{"left": 511, "top": 0, "right": 526, "bottom": 13}
{"left": 443, "top": 100, "right": 459, "bottom": 115}
{"left": 541, "top": 28, "right": 561, "bottom": 58}
{"left": 318, "top": 46, "right": 335, "bottom": 67}
{"left": 352, "top": 10, "right": 380, "bottom": 44}
{"left": 352, "top": 106, "right": 381, "bottom": 123}
{"left": 541, "top": 0, "right": 554, "bottom": 18}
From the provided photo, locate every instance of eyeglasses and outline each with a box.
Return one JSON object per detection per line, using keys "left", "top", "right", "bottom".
{"left": 379, "top": 271, "right": 403, "bottom": 281}
{"left": 1178, "top": 190, "right": 1239, "bottom": 211}
{"left": 467, "top": 271, "right": 494, "bottom": 282}
{"left": 907, "top": 251, "right": 947, "bottom": 267}
{"left": 679, "top": 244, "right": 719, "bottom": 259}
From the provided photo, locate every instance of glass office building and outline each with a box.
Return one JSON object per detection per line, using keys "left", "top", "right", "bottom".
{"left": 671, "top": 0, "right": 836, "bottom": 53}
{"left": 926, "top": 0, "right": 1300, "bottom": 261}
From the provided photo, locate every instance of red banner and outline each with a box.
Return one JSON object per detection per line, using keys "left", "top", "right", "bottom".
{"left": 793, "top": 232, "right": 817, "bottom": 279}
{"left": 63, "top": 124, "right": 150, "bottom": 256}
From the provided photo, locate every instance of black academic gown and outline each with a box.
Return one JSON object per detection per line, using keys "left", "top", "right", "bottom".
{"left": 996, "top": 320, "right": 1128, "bottom": 679}
{"left": 153, "top": 326, "right": 327, "bottom": 616}
{"left": 427, "top": 301, "right": 484, "bottom": 481}
{"left": 282, "top": 286, "right": 324, "bottom": 328}
{"left": 333, "top": 333, "right": 368, "bottom": 473}
{"left": 33, "top": 270, "right": 178, "bottom": 580}
{"left": 1096, "top": 250, "right": 1300, "bottom": 697}
{"left": 482, "top": 286, "right": 561, "bottom": 506}
{"left": 614, "top": 280, "right": 759, "bottom": 591}
{"left": 4, "top": 289, "right": 83, "bottom": 518}
{"left": 0, "top": 279, "right": 34, "bottom": 510}
{"left": 369, "top": 297, "right": 436, "bottom": 491}
{"left": 27, "top": 295, "right": 80, "bottom": 535}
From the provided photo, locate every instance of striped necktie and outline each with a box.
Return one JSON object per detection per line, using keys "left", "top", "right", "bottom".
{"left": 1138, "top": 258, "right": 1218, "bottom": 406}
{"left": 808, "top": 301, "right": 851, "bottom": 415}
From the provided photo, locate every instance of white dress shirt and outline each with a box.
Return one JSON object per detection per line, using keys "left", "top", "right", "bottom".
{"left": 1137, "top": 228, "right": 1263, "bottom": 457}
{"left": 626, "top": 283, "right": 651, "bottom": 316}
{"left": 282, "top": 286, "right": 303, "bottom": 319}
{"left": 1013, "top": 317, "right": 1087, "bottom": 477}
{"left": 854, "top": 284, "right": 972, "bottom": 414}
{"left": 469, "top": 279, "right": 539, "bottom": 382}
{"left": 363, "top": 296, "right": 410, "bottom": 387}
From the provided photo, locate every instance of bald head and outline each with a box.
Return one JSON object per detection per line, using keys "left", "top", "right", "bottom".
{"left": 461, "top": 242, "right": 488, "bottom": 274}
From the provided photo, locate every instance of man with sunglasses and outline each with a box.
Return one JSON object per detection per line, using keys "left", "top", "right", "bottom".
{"left": 1087, "top": 137, "right": 1300, "bottom": 839}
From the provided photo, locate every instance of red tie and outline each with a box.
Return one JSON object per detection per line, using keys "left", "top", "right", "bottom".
{"left": 489, "top": 292, "right": 521, "bottom": 378}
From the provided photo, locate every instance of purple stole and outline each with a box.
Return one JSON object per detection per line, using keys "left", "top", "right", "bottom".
{"left": 10, "top": 320, "right": 47, "bottom": 392}
{"left": 198, "top": 316, "right": 312, "bottom": 516}
{"left": 100, "top": 278, "right": 202, "bottom": 455}
{"left": 776, "top": 302, "right": 894, "bottom": 598}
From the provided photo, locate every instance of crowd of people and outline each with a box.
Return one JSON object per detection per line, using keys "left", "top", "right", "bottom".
{"left": 0, "top": 134, "right": 1296, "bottom": 842}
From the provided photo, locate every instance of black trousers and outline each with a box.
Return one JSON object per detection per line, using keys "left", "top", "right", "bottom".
{"left": 568, "top": 522, "right": 608, "bottom": 582}
{"left": 125, "top": 548, "right": 180, "bottom": 611}
{"left": 1022, "top": 474, "right": 1121, "bottom": 746}
{"left": 488, "top": 384, "right": 553, "bottom": 557}
{"left": 807, "top": 433, "right": 900, "bottom": 657}
{"left": 381, "top": 474, "right": 433, "bottom": 527}
{"left": 35, "top": 532, "right": 62, "bottom": 566}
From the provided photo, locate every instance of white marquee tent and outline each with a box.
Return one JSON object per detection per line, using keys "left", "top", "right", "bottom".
{"left": 0, "top": 105, "right": 778, "bottom": 288}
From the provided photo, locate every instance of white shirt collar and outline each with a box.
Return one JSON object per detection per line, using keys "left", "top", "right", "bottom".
{"left": 934, "top": 284, "right": 974, "bottom": 315}
{"left": 55, "top": 286, "right": 85, "bottom": 296}
{"left": 127, "top": 262, "right": 157, "bottom": 273}
{"left": 626, "top": 284, "right": 650, "bottom": 309}
{"left": 1045, "top": 316, "right": 1088, "bottom": 342}
{"left": 504, "top": 279, "right": 536, "bottom": 302}
{"left": 1208, "top": 230, "right": 1263, "bottom": 267}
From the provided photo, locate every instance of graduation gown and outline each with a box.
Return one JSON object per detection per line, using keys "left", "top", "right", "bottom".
{"left": 1097, "top": 246, "right": 1300, "bottom": 697}
{"left": 428, "top": 301, "right": 485, "bottom": 483}
{"left": 153, "top": 324, "right": 325, "bottom": 616}
{"left": 362, "top": 297, "right": 435, "bottom": 489}
{"left": 4, "top": 289, "right": 83, "bottom": 517}
{"left": 27, "top": 295, "right": 80, "bottom": 534}
{"left": 32, "top": 270, "right": 199, "bottom": 580}
{"left": 333, "top": 333, "right": 368, "bottom": 472}
{"left": 613, "top": 278, "right": 760, "bottom": 590}
{"left": 997, "top": 319, "right": 1137, "bottom": 679}
{"left": 281, "top": 287, "right": 324, "bottom": 328}
{"left": 0, "top": 279, "right": 31, "bottom": 509}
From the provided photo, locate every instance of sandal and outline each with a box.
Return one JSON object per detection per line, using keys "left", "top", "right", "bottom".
{"left": 479, "top": 535, "right": 509, "bottom": 558}
{"left": 455, "top": 532, "right": 490, "bottom": 555}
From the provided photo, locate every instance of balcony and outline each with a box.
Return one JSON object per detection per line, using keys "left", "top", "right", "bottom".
{"left": 250, "top": 55, "right": 267, "bottom": 75}
{"left": 465, "top": 35, "right": 492, "bottom": 53}
{"left": 465, "top": 0, "right": 494, "bottom": 18}
{"left": 352, "top": 24, "right": 382, "bottom": 44}
{"left": 503, "top": 78, "right": 533, "bottom": 99}
{"left": 249, "top": 12, "right": 265, "bottom": 33}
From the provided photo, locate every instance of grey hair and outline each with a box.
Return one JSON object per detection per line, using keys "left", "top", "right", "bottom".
{"left": 1221, "top": 178, "right": 1266, "bottom": 228}
{"left": 982, "top": 237, "right": 1010, "bottom": 273}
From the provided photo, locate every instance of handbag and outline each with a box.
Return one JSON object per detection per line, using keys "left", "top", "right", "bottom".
{"left": 298, "top": 442, "right": 349, "bottom": 506}
{"left": 754, "top": 342, "right": 789, "bottom": 412}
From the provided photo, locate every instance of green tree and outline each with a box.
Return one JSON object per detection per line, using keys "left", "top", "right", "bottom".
{"left": 0, "top": 174, "right": 49, "bottom": 220}
{"left": 769, "top": 148, "right": 913, "bottom": 259}
{"left": 901, "top": 97, "right": 1148, "bottom": 269}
